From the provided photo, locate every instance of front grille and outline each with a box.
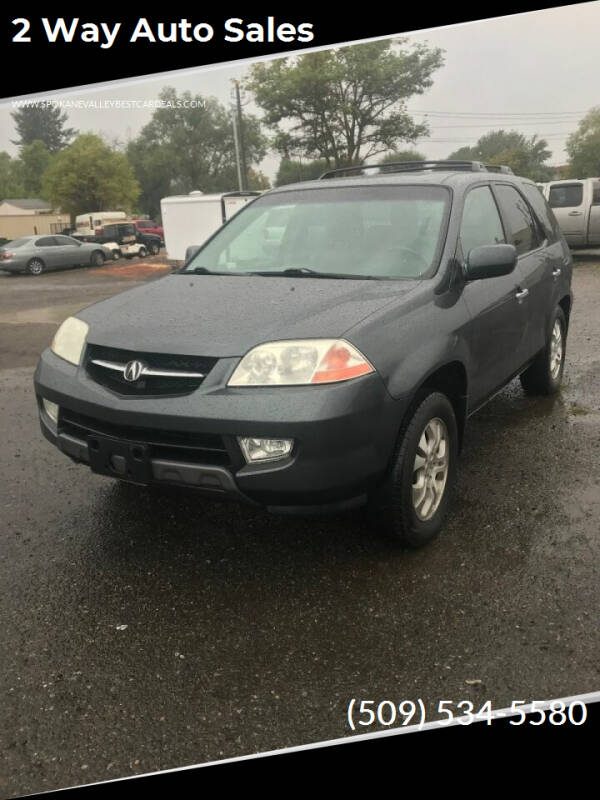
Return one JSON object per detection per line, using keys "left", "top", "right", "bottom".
{"left": 85, "top": 344, "right": 217, "bottom": 396}
{"left": 59, "top": 408, "right": 234, "bottom": 467}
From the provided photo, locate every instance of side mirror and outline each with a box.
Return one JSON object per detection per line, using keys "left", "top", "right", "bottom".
{"left": 465, "top": 244, "right": 517, "bottom": 280}
{"left": 185, "top": 245, "right": 201, "bottom": 261}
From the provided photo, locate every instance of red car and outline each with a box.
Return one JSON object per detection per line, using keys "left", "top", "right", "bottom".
{"left": 131, "top": 219, "right": 164, "bottom": 241}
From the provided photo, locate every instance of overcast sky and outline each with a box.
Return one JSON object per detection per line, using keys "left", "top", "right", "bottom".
{"left": 1, "top": 3, "right": 599, "bottom": 180}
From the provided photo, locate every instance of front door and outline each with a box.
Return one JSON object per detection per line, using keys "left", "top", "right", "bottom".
{"left": 458, "top": 184, "right": 527, "bottom": 409}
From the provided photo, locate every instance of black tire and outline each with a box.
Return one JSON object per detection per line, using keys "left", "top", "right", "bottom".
{"left": 149, "top": 241, "right": 160, "bottom": 255}
{"left": 112, "top": 250, "right": 121, "bottom": 261}
{"left": 138, "top": 246, "right": 148, "bottom": 258}
{"left": 90, "top": 250, "right": 105, "bottom": 267}
{"left": 368, "top": 392, "right": 458, "bottom": 547}
{"left": 27, "top": 258, "right": 44, "bottom": 276}
{"left": 519, "top": 306, "right": 566, "bottom": 396}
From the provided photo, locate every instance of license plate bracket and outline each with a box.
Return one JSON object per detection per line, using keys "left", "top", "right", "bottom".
{"left": 87, "top": 435, "right": 152, "bottom": 483}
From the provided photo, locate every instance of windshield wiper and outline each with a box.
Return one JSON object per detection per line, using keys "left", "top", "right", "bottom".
{"left": 253, "top": 267, "right": 380, "bottom": 280}
{"left": 184, "top": 266, "right": 240, "bottom": 276}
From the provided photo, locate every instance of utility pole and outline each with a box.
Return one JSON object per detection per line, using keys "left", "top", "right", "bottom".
{"left": 231, "top": 111, "right": 243, "bottom": 192}
{"left": 233, "top": 80, "right": 248, "bottom": 190}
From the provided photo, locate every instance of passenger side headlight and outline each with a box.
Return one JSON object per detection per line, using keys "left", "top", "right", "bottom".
{"left": 228, "top": 339, "right": 374, "bottom": 386}
{"left": 51, "top": 316, "right": 89, "bottom": 366}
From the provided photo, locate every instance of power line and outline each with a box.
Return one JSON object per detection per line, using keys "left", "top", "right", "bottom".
{"left": 419, "top": 121, "right": 578, "bottom": 128}
{"left": 408, "top": 109, "right": 587, "bottom": 117}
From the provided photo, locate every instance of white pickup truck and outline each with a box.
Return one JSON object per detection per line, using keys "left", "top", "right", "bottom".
{"left": 542, "top": 178, "right": 600, "bottom": 247}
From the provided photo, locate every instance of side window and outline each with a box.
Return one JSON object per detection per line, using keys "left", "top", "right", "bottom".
{"left": 592, "top": 183, "right": 600, "bottom": 206}
{"left": 494, "top": 184, "right": 541, "bottom": 256}
{"left": 548, "top": 183, "right": 583, "bottom": 208}
{"left": 54, "top": 235, "right": 78, "bottom": 246}
{"left": 521, "top": 183, "right": 557, "bottom": 243}
{"left": 35, "top": 237, "right": 56, "bottom": 247}
{"left": 459, "top": 186, "right": 505, "bottom": 256}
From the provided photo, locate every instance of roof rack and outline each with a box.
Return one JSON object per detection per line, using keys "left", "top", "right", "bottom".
{"left": 319, "top": 160, "right": 516, "bottom": 179}
{"left": 484, "top": 164, "right": 514, "bottom": 174}
{"left": 319, "top": 160, "right": 488, "bottom": 179}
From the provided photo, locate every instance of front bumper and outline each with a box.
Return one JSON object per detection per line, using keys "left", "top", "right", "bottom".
{"left": 35, "top": 348, "right": 406, "bottom": 513}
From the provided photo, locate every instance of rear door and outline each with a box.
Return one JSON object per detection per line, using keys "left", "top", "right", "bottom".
{"left": 34, "top": 236, "right": 61, "bottom": 269}
{"left": 547, "top": 182, "right": 586, "bottom": 245}
{"left": 493, "top": 183, "right": 551, "bottom": 362}
{"left": 458, "top": 184, "right": 527, "bottom": 407}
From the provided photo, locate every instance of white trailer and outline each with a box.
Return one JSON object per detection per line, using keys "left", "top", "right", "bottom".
{"left": 160, "top": 191, "right": 261, "bottom": 263}
{"left": 74, "top": 211, "right": 127, "bottom": 237}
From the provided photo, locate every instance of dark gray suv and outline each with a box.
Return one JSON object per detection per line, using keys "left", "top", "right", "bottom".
{"left": 34, "top": 161, "right": 573, "bottom": 547}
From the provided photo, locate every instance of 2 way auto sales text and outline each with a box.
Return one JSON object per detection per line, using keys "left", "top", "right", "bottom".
{"left": 10, "top": 17, "right": 315, "bottom": 48}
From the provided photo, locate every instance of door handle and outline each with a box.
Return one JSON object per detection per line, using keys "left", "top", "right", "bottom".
{"left": 515, "top": 288, "right": 529, "bottom": 301}
{"left": 552, "top": 267, "right": 562, "bottom": 278}
{"left": 568, "top": 211, "right": 583, "bottom": 216}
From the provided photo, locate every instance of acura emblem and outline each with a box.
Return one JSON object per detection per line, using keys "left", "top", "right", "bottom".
{"left": 123, "top": 360, "right": 145, "bottom": 382}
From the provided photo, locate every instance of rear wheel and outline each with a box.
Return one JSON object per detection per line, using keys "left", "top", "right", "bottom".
{"left": 111, "top": 249, "right": 121, "bottom": 261}
{"left": 138, "top": 246, "right": 148, "bottom": 258}
{"left": 27, "top": 258, "right": 44, "bottom": 275}
{"left": 520, "top": 306, "right": 566, "bottom": 395}
{"left": 149, "top": 241, "right": 160, "bottom": 255}
{"left": 368, "top": 392, "right": 458, "bottom": 547}
{"left": 90, "top": 250, "right": 105, "bottom": 267}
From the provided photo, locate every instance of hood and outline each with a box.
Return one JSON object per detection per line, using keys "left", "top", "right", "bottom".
{"left": 78, "top": 274, "right": 419, "bottom": 357}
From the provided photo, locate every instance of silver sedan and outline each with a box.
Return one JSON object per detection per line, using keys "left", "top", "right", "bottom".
{"left": 0, "top": 235, "right": 113, "bottom": 275}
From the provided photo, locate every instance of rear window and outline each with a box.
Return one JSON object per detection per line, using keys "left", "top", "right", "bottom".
{"left": 5, "top": 237, "right": 29, "bottom": 248}
{"left": 521, "top": 183, "right": 559, "bottom": 242}
{"left": 494, "top": 184, "right": 542, "bottom": 255}
{"left": 549, "top": 183, "right": 583, "bottom": 208}
{"left": 184, "top": 185, "right": 452, "bottom": 280}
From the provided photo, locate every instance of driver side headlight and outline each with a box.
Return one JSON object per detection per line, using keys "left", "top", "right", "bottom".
{"left": 228, "top": 339, "right": 375, "bottom": 386}
{"left": 51, "top": 316, "right": 89, "bottom": 366}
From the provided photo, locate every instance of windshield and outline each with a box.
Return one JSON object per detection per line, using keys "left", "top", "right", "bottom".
{"left": 183, "top": 186, "right": 451, "bottom": 279}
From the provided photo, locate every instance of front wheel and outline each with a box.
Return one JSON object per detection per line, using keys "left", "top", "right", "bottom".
{"left": 149, "top": 241, "right": 160, "bottom": 255}
{"left": 111, "top": 249, "right": 121, "bottom": 261}
{"left": 138, "top": 246, "right": 148, "bottom": 258}
{"left": 90, "top": 250, "right": 105, "bottom": 267}
{"left": 519, "top": 306, "right": 567, "bottom": 395}
{"left": 368, "top": 392, "right": 458, "bottom": 547}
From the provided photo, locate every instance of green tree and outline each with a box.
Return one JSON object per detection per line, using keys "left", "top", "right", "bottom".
{"left": 0, "top": 152, "right": 25, "bottom": 198}
{"left": 19, "top": 140, "right": 53, "bottom": 197}
{"left": 448, "top": 130, "right": 552, "bottom": 180}
{"left": 126, "top": 138, "right": 176, "bottom": 221}
{"left": 245, "top": 40, "right": 443, "bottom": 168}
{"left": 566, "top": 107, "right": 600, "bottom": 178}
{"left": 246, "top": 168, "right": 271, "bottom": 191}
{"left": 275, "top": 157, "right": 329, "bottom": 186}
{"left": 42, "top": 134, "right": 139, "bottom": 219}
{"left": 11, "top": 104, "right": 76, "bottom": 152}
{"left": 128, "top": 88, "right": 267, "bottom": 207}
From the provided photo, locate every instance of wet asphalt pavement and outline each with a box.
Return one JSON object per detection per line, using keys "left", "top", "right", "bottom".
{"left": 1, "top": 258, "right": 599, "bottom": 796}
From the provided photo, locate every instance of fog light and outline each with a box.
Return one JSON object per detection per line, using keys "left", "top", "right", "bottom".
{"left": 42, "top": 398, "right": 59, "bottom": 424}
{"left": 238, "top": 437, "right": 293, "bottom": 463}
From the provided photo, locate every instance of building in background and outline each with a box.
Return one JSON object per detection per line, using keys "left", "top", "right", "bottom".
{"left": 0, "top": 199, "right": 69, "bottom": 240}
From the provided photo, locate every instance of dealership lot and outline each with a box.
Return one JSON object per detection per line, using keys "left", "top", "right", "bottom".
{"left": 1, "top": 260, "right": 599, "bottom": 795}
